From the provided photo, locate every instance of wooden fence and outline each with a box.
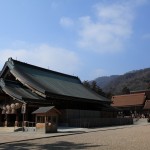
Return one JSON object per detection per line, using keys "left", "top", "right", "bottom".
{"left": 68, "top": 118, "right": 133, "bottom": 128}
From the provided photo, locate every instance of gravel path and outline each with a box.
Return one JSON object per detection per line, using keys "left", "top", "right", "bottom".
{"left": 0, "top": 125, "right": 150, "bottom": 150}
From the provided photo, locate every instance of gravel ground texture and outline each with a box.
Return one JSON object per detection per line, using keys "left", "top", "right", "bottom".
{"left": 0, "top": 124, "right": 150, "bottom": 150}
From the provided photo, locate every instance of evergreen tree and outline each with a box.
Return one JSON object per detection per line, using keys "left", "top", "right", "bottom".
{"left": 82, "top": 80, "right": 91, "bottom": 88}
{"left": 83, "top": 80, "right": 109, "bottom": 98}
{"left": 122, "top": 86, "right": 130, "bottom": 94}
{"left": 91, "top": 81, "right": 97, "bottom": 91}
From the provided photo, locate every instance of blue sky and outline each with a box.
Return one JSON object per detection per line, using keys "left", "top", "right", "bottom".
{"left": 0, "top": 0, "right": 150, "bottom": 81}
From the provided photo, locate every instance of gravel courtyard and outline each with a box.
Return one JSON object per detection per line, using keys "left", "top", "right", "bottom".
{"left": 0, "top": 124, "right": 150, "bottom": 150}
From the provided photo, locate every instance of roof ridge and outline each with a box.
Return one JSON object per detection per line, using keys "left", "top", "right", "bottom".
{"left": 131, "top": 89, "right": 150, "bottom": 93}
{"left": 9, "top": 58, "right": 80, "bottom": 81}
{"left": 113, "top": 93, "right": 145, "bottom": 98}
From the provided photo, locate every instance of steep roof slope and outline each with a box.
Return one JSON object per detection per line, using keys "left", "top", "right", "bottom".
{"left": 0, "top": 58, "right": 110, "bottom": 103}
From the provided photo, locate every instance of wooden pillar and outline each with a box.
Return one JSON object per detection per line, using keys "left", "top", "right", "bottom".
{"left": 45, "top": 115, "right": 47, "bottom": 123}
{"left": 0, "top": 110, "right": 2, "bottom": 126}
{"left": 15, "top": 113, "right": 19, "bottom": 127}
{"left": 24, "top": 113, "right": 26, "bottom": 121}
{"left": 24, "top": 104, "right": 28, "bottom": 121}
{"left": 4, "top": 114, "right": 7, "bottom": 127}
{"left": 35, "top": 115, "right": 37, "bottom": 123}
{"left": 24, "top": 113, "right": 28, "bottom": 127}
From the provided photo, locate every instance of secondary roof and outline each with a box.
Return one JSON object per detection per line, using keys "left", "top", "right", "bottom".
{"left": 112, "top": 93, "right": 146, "bottom": 107}
{"left": 0, "top": 79, "right": 45, "bottom": 103}
{"left": 32, "top": 106, "right": 55, "bottom": 114}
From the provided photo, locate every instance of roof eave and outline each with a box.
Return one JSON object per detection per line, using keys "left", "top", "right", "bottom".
{"left": 46, "top": 91, "right": 110, "bottom": 104}
{"left": 112, "top": 104, "right": 143, "bottom": 108}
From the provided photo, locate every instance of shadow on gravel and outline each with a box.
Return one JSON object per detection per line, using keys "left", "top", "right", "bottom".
{"left": 0, "top": 141, "right": 105, "bottom": 150}
{"left": 0, "top": 125, "right": 142, "bottom": 146}
{"left": 0, "top": 124, "right": 147, "bottom": 148}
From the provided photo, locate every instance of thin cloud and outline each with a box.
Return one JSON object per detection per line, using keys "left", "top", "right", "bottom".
{"left": 0, "top": 44, "right": 81, "bottom": 76}
{"left": 77, "top": 0, "right": 147, "bottom": 53}
{"left": 60, "top": 17, "right": 74, "bottom": 28}
{"left": 89, "top": 68, "right": 107, "bottom": 80}
{"left": 142, "top": 33, "right": 150, "bottom": 40}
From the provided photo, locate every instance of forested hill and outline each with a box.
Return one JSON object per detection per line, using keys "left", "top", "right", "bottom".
{"left": 94, "top": 68, "right": 150, "bottom": 94}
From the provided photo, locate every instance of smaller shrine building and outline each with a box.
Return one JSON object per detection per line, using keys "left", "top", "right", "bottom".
{"left": 112, "top": 90, "right": 150, "bottom": 118}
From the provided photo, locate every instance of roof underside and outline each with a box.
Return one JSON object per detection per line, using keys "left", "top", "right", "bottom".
{"left": 111, "top": 93, "right": 146, "bottom": 107}
{"left": 0, "top": 58, "right": 110, "bottom": 103}
{"left": 0, "top": 79, "right": 44, "bottom": 102}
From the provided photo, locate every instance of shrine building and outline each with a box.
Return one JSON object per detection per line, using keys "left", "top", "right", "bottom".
{"left": 0, "top": 58, "right": 115, "bottom": 128}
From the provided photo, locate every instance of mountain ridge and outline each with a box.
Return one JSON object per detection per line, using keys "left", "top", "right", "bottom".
{"left": 94, "top": 68, "right": 150, "bottom": 94}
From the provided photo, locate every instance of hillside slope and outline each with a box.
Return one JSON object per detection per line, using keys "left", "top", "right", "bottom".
{"left": 94, "top": 68, "right": 150, "bottom": 94}
{"left": 94, "top": 75, "right": 119, "bottom": 89}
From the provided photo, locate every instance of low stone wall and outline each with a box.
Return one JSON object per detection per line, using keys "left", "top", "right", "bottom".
{"left": 68, "top": 118, "right": 133, "bottom": 128}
